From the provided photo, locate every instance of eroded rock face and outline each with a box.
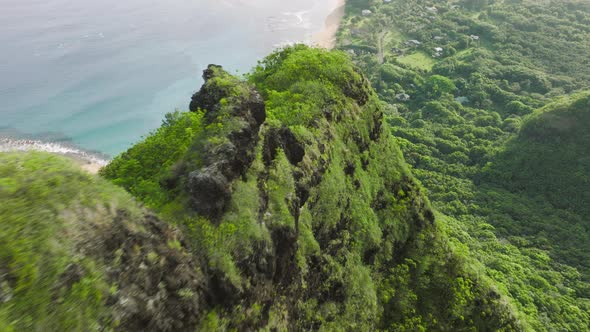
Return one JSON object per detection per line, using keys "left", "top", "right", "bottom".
{"left": 189, "top": 65, "right": 266, "bottom": 127}
{"left": 262, "top": 126, "right": 305, "bottom": 166}
{"left": 186, "top": 65, "right": 266, "bottom": 220}
{"left": 59, "top": 206, "right": 208, "bottom": 332}
{"left": 188, "top": 166, "right": 231, "bottom": 220}
{"left": 101, "top": 212, "right": 206, "bottom": 332}
{"left": 189, "top": 64, "right": 225, "bottom": 113}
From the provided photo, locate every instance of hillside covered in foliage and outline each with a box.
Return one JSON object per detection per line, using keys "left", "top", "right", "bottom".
{"left": 100, "top": 46, "right": 525, "bottom": 330}
{"left": 2, "top": 46, "right": 528, "bottom": 330}
{"left": 2, "top": 1, "right": 590, "bottom": 330}
{"left": 339, "top": 0, "right": 590, "bottom": 330}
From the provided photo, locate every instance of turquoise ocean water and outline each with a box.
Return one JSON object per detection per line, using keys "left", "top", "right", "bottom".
{"left": 0, "top": 0, "right": 339, "bottom": 157}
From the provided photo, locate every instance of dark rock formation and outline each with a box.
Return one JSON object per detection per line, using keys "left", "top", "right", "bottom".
{"left": 342, "top": 67, "right": 372, "bottom": 106}
{"left": 93, "top": 211, "right": 206, "bottom": 331}
{"left": 188, "top": 166, "right": 231, "bottom": 220}
{"left": 186, "top": 65, "right": 266, "bottom": 220}
{"left": 189, "top": 64, "right": 225, "bottom": 113}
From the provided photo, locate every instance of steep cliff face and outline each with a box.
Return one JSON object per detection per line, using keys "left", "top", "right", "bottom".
{"left": 185, "top": 65, "right": 266, "bottom": 220}
{"left": 2, "top": 46, "right": 522, "bottom": 331}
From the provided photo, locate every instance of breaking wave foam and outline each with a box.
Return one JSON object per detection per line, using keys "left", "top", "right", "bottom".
{"left": 0, "top": 137, "right": 109, "bottom": 167}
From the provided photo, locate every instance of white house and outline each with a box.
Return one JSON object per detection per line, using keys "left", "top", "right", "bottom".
{"left": 433, "top": 47, "right": 443, "bottom": 58}
{"left": 395, "top": 93, "right": 411, "bottom": 101}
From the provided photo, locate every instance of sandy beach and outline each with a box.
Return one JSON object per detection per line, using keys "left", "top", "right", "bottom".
{"left": 312, "top": 0, "right": 346, "bottom": 49}
{"left": 78, "top": 161, "right": 104, "bottom": 174}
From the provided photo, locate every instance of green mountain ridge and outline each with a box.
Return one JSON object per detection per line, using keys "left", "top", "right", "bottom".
{"left": 481, "top": 93, "right": 590, "bottom": 279}
{"left": 2, "top": 46, "right": 523, "bottom": 331}
{"left": 2, "top": 0, "right": 590, "bottom": 330}
{"left": 101, "top": 46, "right": 523, "bottom": 330}
{"left": 484, "top": 93, "right": 590, "bottom": 216}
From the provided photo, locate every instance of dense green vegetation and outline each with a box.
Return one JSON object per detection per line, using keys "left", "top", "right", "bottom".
{"left": 3, "top": 1, "right": 590, "bottom": 330}
{"left": 340, "top": 0, "right": 590, "bottom": 330}
{"left": 100, "top": 46, "right": 524, "bottom": 330}
{"left": 100, "top": 111, "right": 204, "bottom": 208}
{"left": 482, "top": 93, "right": 590, "bottom": 279}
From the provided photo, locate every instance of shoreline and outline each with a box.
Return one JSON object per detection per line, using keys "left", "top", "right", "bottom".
{"left": 0, "top": 3, "right": 349, "bottom": 174}
{"left": 312, "top": 0, "right": 346, "bottom": 49}
{"left": 0, "top": 137, "right": 108, "bottom": 174}
{"left": 78, "top": 160, "right": 105, "bottom": 174}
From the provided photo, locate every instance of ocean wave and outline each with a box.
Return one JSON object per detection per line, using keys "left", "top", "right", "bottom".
{"left": 283, "top": 11, "right": 308, "bottom": 25}
{"left": 0, "top": 137, "right": 109, "bottom": 166}
{"left": 266, "top": 11, "right": 311, "bottom": 32}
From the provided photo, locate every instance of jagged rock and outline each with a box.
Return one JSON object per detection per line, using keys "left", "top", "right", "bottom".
{"left": 269, "top": 225, "right": 298, "bottom": 285}
{"left": 262, "top": 126, "right": 305, "bottom": 166}
{"left": 207, "top": 270, "right": 242, "bottom": 307}
{"left": 189, "top": 64, "right": 225, "bottom": 113}
{"left": 245, "top": 92, "right": 267, "bottom": 126}
{"left": 185, "top": 65, "right": 266, "bottom": 220}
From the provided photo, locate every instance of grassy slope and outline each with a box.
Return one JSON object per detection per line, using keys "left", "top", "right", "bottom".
{"left": 0, "top": 152, "right": 120, "bottom": 330}
{"left": 0, "top": 152, "right": 205, "bottom": 331}
{"left": 487, "top": 93, "right": 590, "bottom": 215}
{"left": 398, "top": 52, "right": 437, "bottom": 71}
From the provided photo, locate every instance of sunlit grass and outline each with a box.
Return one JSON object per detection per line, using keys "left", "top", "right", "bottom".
{"left": 397, "top": 51, "right": 436, "bottom": 71}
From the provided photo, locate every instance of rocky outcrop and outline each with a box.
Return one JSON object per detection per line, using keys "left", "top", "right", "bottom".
{"left": 67, "top": 208, "right": 207, "bottom": 331}
{"left": 0, "top": 152, "right": 210, "bottom": 332}
{"left": 187, "top": 65, "right": 266, "bottom": 220}
{"left": 95, "top": 47, "right": 522, "bottom": 331}
{"left": 189, "top": 64, "right": 225, "bottom": 113}
{"left": 100, "top": 212, "right": 206, "bottom": 331}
